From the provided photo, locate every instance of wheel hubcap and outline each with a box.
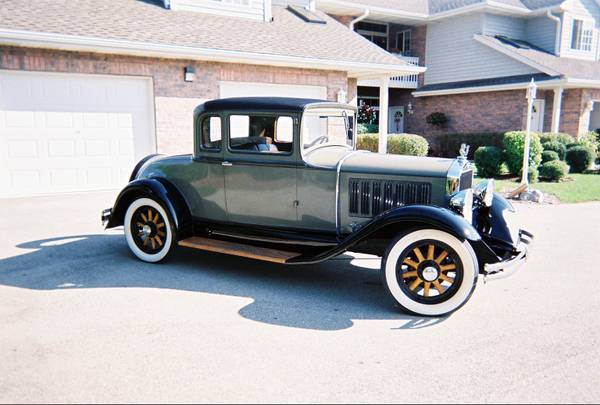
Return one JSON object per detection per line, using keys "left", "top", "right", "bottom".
{"left": 422, "top": 266, "right": 439, "bottom": 282}
{"left": 142, "top": 224, "right": 152, "bottom": 237}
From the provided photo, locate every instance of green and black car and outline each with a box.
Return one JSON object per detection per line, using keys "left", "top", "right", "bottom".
{"left": 102, "top": 97, "right": 532, "bottom": 317}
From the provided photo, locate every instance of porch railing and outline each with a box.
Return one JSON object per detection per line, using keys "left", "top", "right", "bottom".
{"left": 358, "top": 55, "right": 421, "bottom": 89}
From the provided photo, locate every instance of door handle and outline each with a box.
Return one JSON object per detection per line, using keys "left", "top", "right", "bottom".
{"left": 221, "top": 161, "right": 233, "bottom": 167}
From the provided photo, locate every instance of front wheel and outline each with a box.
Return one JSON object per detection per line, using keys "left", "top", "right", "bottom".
{"left": 382, "top": 229, "right": 478, "bottom": 317}
{"left": 124, "top": 197, "right": 176, "bottom": 263}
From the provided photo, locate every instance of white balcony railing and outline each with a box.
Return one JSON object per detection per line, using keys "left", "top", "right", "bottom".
{"left": 358, "top": 55, "right": 421, "bottom": 89}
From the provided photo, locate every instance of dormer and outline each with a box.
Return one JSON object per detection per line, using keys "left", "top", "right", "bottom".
{"left": 163, "top": 0, "right": 274, "bottom": 21}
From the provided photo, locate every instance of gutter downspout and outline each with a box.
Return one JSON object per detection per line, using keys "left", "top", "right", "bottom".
{"left": 546, "top": 10, "right": 561, "bottom": 55}
{"left": 349, "top": 8, "right": 370, "bottom": 31}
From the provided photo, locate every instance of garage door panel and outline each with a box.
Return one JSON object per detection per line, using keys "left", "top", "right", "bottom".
{"left": 0, "top": 71, "right": 155, "bottom": 197}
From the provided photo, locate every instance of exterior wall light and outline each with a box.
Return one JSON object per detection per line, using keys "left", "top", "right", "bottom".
{"left": 407, "top": 101, "right": 414, "bottom": 115}
{"left": 337, "top": 89, "right": 347, "bottom": 103}
{"left": 184, "top": 66, "right": 196, "bottom": 82}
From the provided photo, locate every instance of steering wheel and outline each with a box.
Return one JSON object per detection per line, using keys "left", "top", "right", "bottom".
{"left": 304, "top": 136, "right": 329, "bottom": 149}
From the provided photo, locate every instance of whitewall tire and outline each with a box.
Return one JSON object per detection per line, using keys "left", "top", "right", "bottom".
{"left": 124, "top": 197, "right": 176, "bottom": 263}
{"left": 382, "top": 229, "right": 478, "bottom": 317}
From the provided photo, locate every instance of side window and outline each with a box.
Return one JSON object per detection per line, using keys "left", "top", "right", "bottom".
{"left": 200, "top": 116, "right": 222, "bottom": 151}
{"left": 229, "top": 114, "right": 294, "bottom": 154}
{"left": 275, "top": 116, "right": 293, "bottom": 143}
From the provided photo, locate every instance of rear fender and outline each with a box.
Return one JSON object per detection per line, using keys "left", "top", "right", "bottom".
{"left": 105, "top": 178, "right": 190, "bottom": 231}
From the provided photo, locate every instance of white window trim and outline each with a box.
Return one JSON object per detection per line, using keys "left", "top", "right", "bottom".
{"left": 396, "top": 29, "right": 412, "bottom": 55}
{"left": 569, "top": 15, "right": 595, "bottom": 53}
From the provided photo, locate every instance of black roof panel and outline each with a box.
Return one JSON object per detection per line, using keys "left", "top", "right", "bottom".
{"left": 196, "top": 97, "right": 333, "bottom": 115}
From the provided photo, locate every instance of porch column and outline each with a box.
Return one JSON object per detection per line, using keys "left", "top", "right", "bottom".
{"left": 551, "top": 87, "right": 563, "bottom": 133}
{"left": 378, "top": 76, "right": 390, "bottom": 154}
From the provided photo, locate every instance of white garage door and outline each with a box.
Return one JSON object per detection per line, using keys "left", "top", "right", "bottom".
{"left": 0, "top": 70, "right": 155, "bottom": 198}
{"left": 219, "top": 81, "right": 327, "bottom": 99}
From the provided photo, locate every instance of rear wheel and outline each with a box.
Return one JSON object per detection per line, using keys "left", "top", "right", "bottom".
{"left": 124, "top": 197, "right": 176, "bottom": 263}
{"left": 381, "top": 229, "right": 478, "bottom": 316}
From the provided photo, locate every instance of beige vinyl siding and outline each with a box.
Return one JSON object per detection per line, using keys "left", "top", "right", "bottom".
{"left": 170, "top": 0, "right": 265, "bottom": 20}
{"left": 483, "top": 14, "right": 526, "bottom": 39}
{"left": 424, "top": 13, "right": 538, "bottom": 85}
{"left": 526, "top": 16, "right": 557, "bottom": 53}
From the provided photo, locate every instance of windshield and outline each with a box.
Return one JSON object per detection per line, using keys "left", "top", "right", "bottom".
{"left": 302, "top": 108, "right": 355, "bottom": 152}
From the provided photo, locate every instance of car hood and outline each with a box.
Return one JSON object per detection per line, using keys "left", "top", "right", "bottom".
{"left": 305, "top": 148, "right": 456, "bottom": 178}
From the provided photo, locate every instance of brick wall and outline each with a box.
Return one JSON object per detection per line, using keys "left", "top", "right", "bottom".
{"left": 1, "top": 46, "right": 348, "bottom": 154}
{"left": 406, "top": 90, "right": 528, "bottom": 135}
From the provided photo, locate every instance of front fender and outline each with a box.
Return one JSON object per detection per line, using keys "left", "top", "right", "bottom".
{"left": 105, "top": 178, "right": 186, "bottom": 230}
{"left": 288, "top": 205, "right": 494, "bottom": 265}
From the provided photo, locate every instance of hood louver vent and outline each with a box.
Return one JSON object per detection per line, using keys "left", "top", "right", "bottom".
{"left": 349, "top": 179, "right": 432, "bottom": 218}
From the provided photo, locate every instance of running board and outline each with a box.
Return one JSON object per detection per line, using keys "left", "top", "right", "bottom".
{"left": 178, "top": 236, "right": 301, "bottom": 264}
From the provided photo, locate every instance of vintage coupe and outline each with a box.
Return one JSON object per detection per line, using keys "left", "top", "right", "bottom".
{"left": 102, "top": 97, "right": 532, "bottom": 316}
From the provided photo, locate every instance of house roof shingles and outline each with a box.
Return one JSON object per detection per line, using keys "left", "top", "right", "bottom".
{"left": 0, "top": 0, "right": 409, "bottom": 68}
{"left": 478, "top": 35, "right": 600, "bottom": 81}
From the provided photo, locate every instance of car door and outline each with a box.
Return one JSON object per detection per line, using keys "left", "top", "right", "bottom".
{"left": 223, "top": 112, "right": 298, "bottom": 228}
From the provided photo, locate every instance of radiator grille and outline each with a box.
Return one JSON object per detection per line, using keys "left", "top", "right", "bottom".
{"left": 460, "top": 169, "right": 473, "bottom": 190}
{"left": 349, "top": 179, "right": 432, "bottom": 217}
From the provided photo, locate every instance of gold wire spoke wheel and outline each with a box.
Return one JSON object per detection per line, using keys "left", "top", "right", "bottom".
{"left": 397, "top": 240, "right": 464, "bottom": 304}
{"left": 131, "top": 205, "right": 168, "bottom": 254}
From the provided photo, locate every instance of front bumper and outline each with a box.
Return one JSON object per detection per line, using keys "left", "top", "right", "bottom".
{"left": 101, "top": 208, "right": 112, "bottom": 227}
{"left": 484, "top": 229, "right": 533, "bottom": 282}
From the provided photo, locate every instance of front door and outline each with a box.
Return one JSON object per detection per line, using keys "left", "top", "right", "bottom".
{"left": 531, "top": 99, "right": 545, "bottom": 132}
{"left": 388, "top": 106, "right": 405, "bottom": 134}
{"left": 223, "top": 113, "right": 298, "bottom": 228}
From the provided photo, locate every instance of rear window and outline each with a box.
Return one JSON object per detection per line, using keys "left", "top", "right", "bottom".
{"left": 200, "top": 116, "right": 222, "bottom": 151}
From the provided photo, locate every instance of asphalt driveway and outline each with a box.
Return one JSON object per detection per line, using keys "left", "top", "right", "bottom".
{"left": 0, "top": 192, "right": 599, "bottom": 403}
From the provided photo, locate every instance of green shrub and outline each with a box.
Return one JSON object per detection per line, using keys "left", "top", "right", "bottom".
{"left": 527, "top": 165, "right": 538, "bottom": 183}
{"left": 426, "top": 112, "right": 448, "bottom": 127}
{"left": 426, "top": 132, "right": 505, "bottom": 159}
{"left": 357, "top": 123, "right": 378, "bottom": 135}
{"left": 572, "top": 132, "right": 599, "bottom": 160}
{"left": 539, "top": 160, "right": 569, "bottom": 182}
{"left": 356, "top": 133, "right": 378, "bottom": 152}
{"left": 388, "top": 134, "right": 429, "bottom": 156}
{"left": 503, "top": 131, "right": 543, "bottom": 175}
{"left": 542, "top": 141, "right": 566, "bottom": 160}
{"left": 356, "top": 133, "right": 429, "bottom": 156}
{"left": 565, "top": 145, "right": 594, "bottom": 173}
{"left": 541, "top": 150, "right": 560, "bottom": 164}
{"left": 474, "top": 146, "right": 503, "bottom": 178}
{"left": 540, "top": 132, "right": 575, "bottom": 146}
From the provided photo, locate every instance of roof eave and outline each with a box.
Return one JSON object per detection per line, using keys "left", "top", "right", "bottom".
{"left": 0, "top": 28, "right": 424, "bottom": 79}
{"left": 413, "top": 78, "right": 566, "bottom": 97}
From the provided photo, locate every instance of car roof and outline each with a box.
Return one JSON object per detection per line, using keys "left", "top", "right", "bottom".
{"left": 195, "top": 97, "right": 351, "bottom": 116}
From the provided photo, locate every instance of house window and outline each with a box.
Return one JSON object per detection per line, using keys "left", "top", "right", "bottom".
{"left": 571, "top": 19, "right": 593, "bottom": 51}
{"left": 356, "top": 21, "right": 388, "bottom": 50}
{"left": 396, "top": 30, "right": 411, "bottom": 55}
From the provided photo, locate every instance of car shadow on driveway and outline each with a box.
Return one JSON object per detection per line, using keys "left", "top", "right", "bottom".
{"left": 0, "top": 233, "right": 449, "bottom": 331}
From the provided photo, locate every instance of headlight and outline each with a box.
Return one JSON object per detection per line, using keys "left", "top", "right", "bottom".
{"left": 449, "top": 189, "right": 473, "bottom": 223}
{"left": 473, "top": 179, "right": 495, "bottom": 207}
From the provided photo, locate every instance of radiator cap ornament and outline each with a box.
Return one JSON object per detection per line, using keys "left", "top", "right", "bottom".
{"left": 459, "top": 143, "right": 470, "bottom": 160}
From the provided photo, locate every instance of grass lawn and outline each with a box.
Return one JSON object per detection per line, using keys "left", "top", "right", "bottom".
{"left": 486, "top": 173, "right": 600, "bottom": 203}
